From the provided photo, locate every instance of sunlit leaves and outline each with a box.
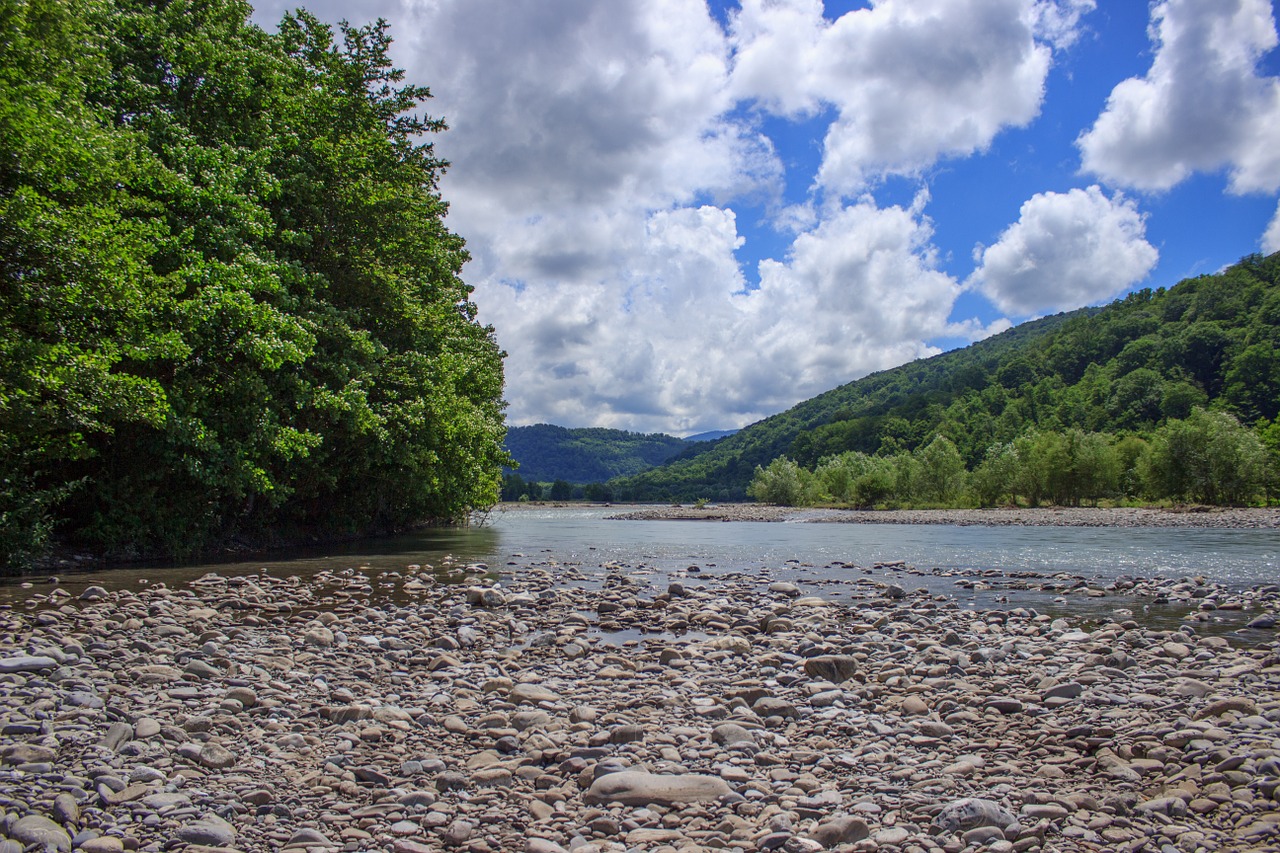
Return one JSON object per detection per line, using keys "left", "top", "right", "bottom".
{"left": 1, "top": 0, "right": 508, "bottom": 566}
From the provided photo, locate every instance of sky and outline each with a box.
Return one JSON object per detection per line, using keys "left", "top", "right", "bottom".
{"left": 252, "top": 0, "right": 1280, "bottom": 436}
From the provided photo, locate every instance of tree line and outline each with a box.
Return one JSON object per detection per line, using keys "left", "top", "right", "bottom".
{"left": 499, "top": 474, "right": 617, "bottom": 503}
{"left": 749, "top": 408, "right": 1275, "bottom": 508}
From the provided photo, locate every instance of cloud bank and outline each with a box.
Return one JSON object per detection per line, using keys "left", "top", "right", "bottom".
{"left": 244, "top": 0, "right": 1266, "bottom": 434}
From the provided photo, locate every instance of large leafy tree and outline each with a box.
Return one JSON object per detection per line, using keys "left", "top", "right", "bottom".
{"left": 1, "top": 0, "right": 508, "bottom": 565}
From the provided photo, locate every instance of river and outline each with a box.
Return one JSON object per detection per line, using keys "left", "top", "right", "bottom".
{"left": 6, "top": 506, "right": 1280, "bottom": 639}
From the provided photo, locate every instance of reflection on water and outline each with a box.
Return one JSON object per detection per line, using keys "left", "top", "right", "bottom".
{"left": 4, "top": 506, "right": 1279, "bottom": 644}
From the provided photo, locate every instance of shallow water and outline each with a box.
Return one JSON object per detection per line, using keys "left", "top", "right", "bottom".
{"left": 5, "top": 506, "right": 1279, "bottom": 638}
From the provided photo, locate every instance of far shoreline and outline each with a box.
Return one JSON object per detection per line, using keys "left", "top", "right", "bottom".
{"left": 605, "top": 503, "right": 1280, "bottom": 529}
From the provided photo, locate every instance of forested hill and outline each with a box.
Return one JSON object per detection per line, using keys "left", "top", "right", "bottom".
{"left": 611, "top": 252, "right": 1280, "bottom": 502}
{"left": 503, "top": 425, "right": 691, "bottom": 483}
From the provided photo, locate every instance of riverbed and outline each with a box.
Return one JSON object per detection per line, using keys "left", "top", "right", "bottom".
{"left": 1, "top": 518, "right": 1278, "bottom": 852}
{"left": 7, "top": 505, "right": 1280, "bottom": 639}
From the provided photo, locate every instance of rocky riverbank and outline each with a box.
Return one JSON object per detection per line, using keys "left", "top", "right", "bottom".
{"left": 608, "top": 505, "right": 1280, "bottom": 529}
{"left": 2, "top": 559, "right": 1279, "bottom": 853}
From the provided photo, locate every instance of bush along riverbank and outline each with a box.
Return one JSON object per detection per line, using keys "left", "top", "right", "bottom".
{"left": 1, "top": 559, "right": 1279, "bottom": 852}
{"left": 607, "top": 504, "right": 1280, "bottom": 528}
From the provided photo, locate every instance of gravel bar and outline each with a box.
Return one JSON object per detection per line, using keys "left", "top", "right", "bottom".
{"left": 1, "top": 556, "right": 1278, "bottom": 852}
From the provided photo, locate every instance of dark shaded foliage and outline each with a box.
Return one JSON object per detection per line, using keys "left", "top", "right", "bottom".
{"left": 503, "top": 424, "right": 697, "bottom": 483}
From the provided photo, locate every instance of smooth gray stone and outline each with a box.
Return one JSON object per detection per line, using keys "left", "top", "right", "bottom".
{"left": 9, "top": 814, "right": 72, "bottom": 851}
{"left": 174, "top": 815, "right": 236, "bottom": 847}
{"left": 932, "top": 798, "right": 1018, "bottom": 834}
{"left": 810, "top": 815, "right": 871, "bottom": 847}
{"left": 526, "top": 838, "right": 570, "bottom": 853}
{"left": 1043, "top": 682, "right": 1085, "bottom": 700}
{"left": 287, "top": 827, "right": 336, "bottom": 846}
{"left": 803, "top": 655, "right": 860, "bottom": 683}
{"left": 711, "top": 723, "right": 756, "bottom": 746}
{"left": 510, "top": 683, "right": 560, "bottom": 704}
{"left": 584, "top": 771, "right": 732, "bottom": 806}
{"left": 0, "top": 656, "right": 58, "bottom": 674}
{"left": 99, "top": 721, "right": 134, "bottom": 752}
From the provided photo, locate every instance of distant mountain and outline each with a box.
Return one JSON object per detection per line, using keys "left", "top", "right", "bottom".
{"left": 503, "top": 424, "right": 696, "bottom": 483}
{"left": 685, "top": 429, "right": 739, "bottom": 442}
{"left": 609, "top": 252, "right": 1280, "bottom": 502}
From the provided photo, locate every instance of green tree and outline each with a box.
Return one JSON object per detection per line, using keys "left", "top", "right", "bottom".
{"left": 1113, "top": 435, "right": 1149, "bottom": 499}
{"left": 969, "top": 443, "right": 1016, "bottom": 507}
{"left": 583, "top": 482, "right": 614, "bottom": 502}
{"left": 1161, "top": 379, "right": 1209, "bottom": 421}
{"left": 1258, "top": 419, "right": 1280, "bottom": 504}
{"left": 1011, "top": 431, "right": 1060, "bottom": 507}
{"left": 815, "top": 451, "right": 896, "bottom": 507}
{"left": 911, "top": 435, "right": 966, "bottom": 504}
{"left": 748, "top": 457, "right": 816, "bottom": 506}
{"left": 1223, "top": 343, "right": 1280, "bottom": 422}
{"left": 1, "top": 0, "right": 509, "bottom": 566}
{"left": 1107, "top": 368, "right": 1164, "bottom": 428}
{"left": 1062, "top": 430, "right": 1119, "bottom": 506}
{"left": 1175, "top": 322, "right": 1231, "bottom": 395}
{"left": 1142, "top": 410, "right": 1267, "bottom": 504}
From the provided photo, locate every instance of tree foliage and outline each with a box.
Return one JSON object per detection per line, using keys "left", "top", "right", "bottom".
{"left": 750, "top": 411, "right": 1269, "bottom": 510}
{"left": 1, "top": 0, "right": 508, "bottom": 566}
{"left": 747, "top": 457, "right": 817, "bottom": 507}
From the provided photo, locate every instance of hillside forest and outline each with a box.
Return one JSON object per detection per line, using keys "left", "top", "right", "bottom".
{"left": 499, "top": 424, "right": 689, "bottom": 500}
{"left": 609, "top": 253, "right": 1280, "bottom": 507}
{"left": 0, "top": 0, "right": 510, "bottom": 568}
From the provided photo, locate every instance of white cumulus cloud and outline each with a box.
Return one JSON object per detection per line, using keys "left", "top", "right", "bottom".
{"left": 728, "top": 0, "right": 1090, "bottom": 194}
{"left": 246, "top": 0, "right": 1101, "bottom": 432}
{"left": 971, "top": 186, "right": 1159, "bottom": 316}
{"left": 1078, "top": 0, "right": 1280, "bottom": 194}
{"left": 1265, "top": 202, "right": 1280, "bottom": 255}
{"left": 483, "top": 199, "right": 971, "bottom": 433}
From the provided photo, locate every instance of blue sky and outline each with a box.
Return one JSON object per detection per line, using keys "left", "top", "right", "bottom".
{"left": 254, "top": 0, "right": 1280, "bottom": 435}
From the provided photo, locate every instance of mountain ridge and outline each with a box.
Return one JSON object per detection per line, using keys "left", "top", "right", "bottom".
{"left": 606, "top": 252, "right": 1280, "bottom": 502}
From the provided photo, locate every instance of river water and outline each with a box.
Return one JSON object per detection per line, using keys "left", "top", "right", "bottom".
{"left": 6, "top": 506, "right": 1280, "bottom": 636}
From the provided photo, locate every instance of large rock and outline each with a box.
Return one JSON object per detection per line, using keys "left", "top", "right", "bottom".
{"left": 197, "top": 743, "right": 237, "bottom": 770}
{"left": 1194, "top": 697, "right": 1259, "bottom": 720}
{"left": 467, "top": 586, "right": 506, "bottom": 607}
{"left": 174, "top": 815, "right": 237, "bottom": 847}
{"left": 584, "top": 771, "right": 733, "bottom": 806}
{"left": 302, "top": 626, "right": 335, "bottom": 647}
{"left": 510, "top": 683, "right": 561, "bottom": 705}
{"left": 711, "top": 723, "right": 756, "bottom": 747}
{"left": 9, "top": 815, "right": 72, "bottom": 851}
{"left": 0, "top": 655, "right": 58, "bottom": 674}
{"left": 931, "top": 798, "right": 1018, "bottom": 834}
{"left": 810, "top": 815, "right": 871, "bottom": 847}
{"left": 2, "top": 743, "right": 56, "bottom": 764}
{"left": 803, "top": 655, "right": 859, "bottom": 683}
{"left": 752, "top": 696, "right": 798, "bottom": 719}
